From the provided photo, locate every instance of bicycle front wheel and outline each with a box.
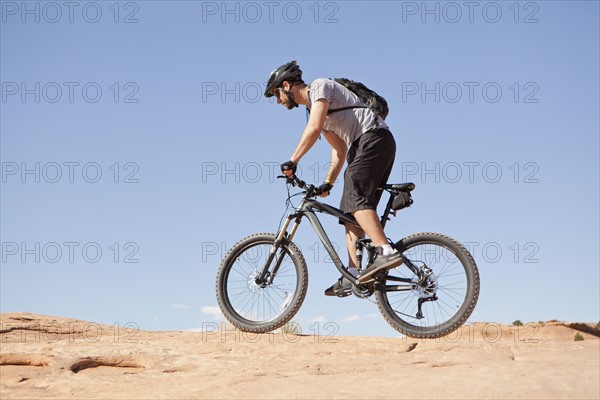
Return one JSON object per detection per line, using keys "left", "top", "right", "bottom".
{"left": 376, "top": 232, "right": 480, "bottom": 338}
{"left": 215, "top": 233, "right": 308, "bottom": 333}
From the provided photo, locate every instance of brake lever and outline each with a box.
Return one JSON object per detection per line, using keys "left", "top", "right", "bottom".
{"left": 277, "top": 175, "right": 296, "bottom": 185}
{"left": 277, "top": 174, "right": 309, "bottom": 189}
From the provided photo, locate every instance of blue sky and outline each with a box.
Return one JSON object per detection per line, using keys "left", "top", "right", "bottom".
{"left": 1, "top": 1, "right": 598, "bottom": 337}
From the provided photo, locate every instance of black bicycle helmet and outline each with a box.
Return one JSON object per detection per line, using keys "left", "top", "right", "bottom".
{"left": 264, "top": 60, "right": 303, "bottom": 98}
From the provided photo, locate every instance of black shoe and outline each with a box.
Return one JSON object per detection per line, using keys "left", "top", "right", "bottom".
{"left": 358, "top": 251, "right": 403, "bottom": 283}
{"left": 324, "top": 276, "right": 353, "bottom": 297}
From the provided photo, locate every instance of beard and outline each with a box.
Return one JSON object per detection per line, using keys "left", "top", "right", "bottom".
{"left": 283, "top": 89, "right": 299, "bottom": 109}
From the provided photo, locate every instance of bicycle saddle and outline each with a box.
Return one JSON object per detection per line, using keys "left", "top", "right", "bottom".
{"left": 380, "top": 182, "right": 415, "bottom": 192}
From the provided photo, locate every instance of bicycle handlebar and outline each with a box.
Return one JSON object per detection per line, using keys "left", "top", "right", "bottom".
{"left": 277, "top": 174, "right": 323, "bottom": 197}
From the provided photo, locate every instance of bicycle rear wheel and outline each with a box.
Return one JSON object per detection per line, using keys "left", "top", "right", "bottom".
{"left": 215, "top": 233, "right": 308, "bottom": 333}
{"left": 375, "top": 232, "right": 480, "bottom": 338}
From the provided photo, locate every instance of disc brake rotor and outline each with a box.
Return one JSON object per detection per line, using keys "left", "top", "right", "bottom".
{"left": 415, "top": 272, "right": 437, "bottom": 298}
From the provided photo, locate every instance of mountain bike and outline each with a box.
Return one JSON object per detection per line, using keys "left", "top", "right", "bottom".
{"left": 215, "top": 174, "right": 480, "bottom": 338}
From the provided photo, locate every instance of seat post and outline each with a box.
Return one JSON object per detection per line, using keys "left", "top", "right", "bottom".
{"left": 380, "top": 190, "right": 397, "bottom": 230}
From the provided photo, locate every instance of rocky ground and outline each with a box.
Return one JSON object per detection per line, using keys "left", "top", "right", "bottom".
{"left": 1, "top": 313, "right": 598, "bottom": 399}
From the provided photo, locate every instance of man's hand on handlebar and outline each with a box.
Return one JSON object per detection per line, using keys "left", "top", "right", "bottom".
{"left": 316, "top": 182, "right": 333, "bottom": 198}
{"left": 280, "top": 160, "right": 297, "bottom": 177}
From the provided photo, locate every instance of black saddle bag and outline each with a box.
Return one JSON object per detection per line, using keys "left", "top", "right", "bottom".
{"left": 391, "top": 192, "right": 413, "bottom": 210}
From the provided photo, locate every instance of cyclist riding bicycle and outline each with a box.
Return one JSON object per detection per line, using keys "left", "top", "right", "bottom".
{"left": 264, "top": 60, "right": 403, "bottom": 297}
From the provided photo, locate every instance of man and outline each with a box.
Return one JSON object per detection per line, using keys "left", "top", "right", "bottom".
{"left": 264, "top": 60, "right": 402, "bottom": 297}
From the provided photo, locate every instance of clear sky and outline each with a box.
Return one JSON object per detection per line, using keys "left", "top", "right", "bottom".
{"left": 1, "top": 0, "right": 599, "bottom": 337}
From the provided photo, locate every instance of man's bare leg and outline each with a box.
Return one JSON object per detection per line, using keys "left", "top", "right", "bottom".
{"left": 353, "top": 209, "right": 388, "bottom": 247}
{"left": 345, "top": 223, "right": 365, "bottom": 270}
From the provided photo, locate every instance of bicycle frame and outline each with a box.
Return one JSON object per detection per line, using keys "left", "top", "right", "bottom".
{"left": 256, "top": 182, "right": 421, "bottom": 287}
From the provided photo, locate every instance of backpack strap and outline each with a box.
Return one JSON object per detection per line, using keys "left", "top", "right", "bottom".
{"left": 306, "top": 105, "right": 369, "bottom": 115}
{"left": 327, "top": 105, "right": 369, "bottom": 115}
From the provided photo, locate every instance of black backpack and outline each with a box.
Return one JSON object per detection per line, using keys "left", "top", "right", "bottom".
{"left": 328, "top": 78, "right": 389, "bottom": 121}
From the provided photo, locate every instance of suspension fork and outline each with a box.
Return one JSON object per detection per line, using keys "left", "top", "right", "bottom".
{"left": 255, "top": 212, "right": 303, "bottom": 284}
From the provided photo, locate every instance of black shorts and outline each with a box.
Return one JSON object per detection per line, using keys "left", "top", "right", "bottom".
{"left": 339, "top": 128, "right": 396, "bottom": 217}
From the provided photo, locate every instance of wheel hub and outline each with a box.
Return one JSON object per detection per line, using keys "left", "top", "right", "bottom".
{"left": 416, "top": 273, "right": 437, "bottom": 298}
{"left": 249, "top": 271, "right": 270, "bottom": 290}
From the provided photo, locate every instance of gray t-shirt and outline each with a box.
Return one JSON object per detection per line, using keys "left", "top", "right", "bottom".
{"left": 307, "top": 78, "right": 388, "bottom": 148}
